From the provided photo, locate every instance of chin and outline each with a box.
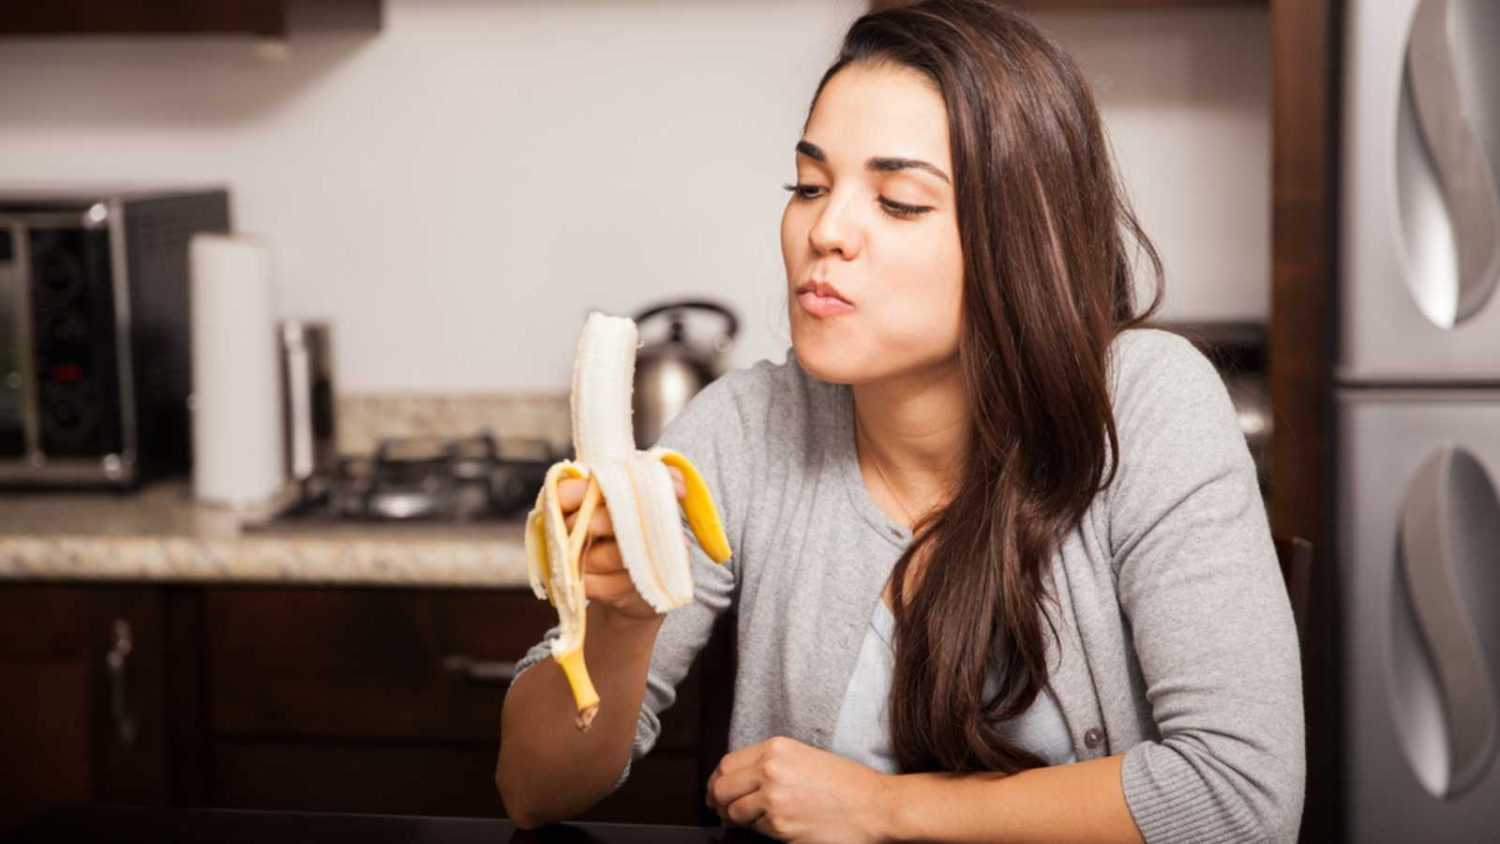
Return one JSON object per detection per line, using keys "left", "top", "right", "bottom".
{"left": 788, "top": 298, "right": 889, "bottom": 384}
{"left": 790, "top": 328, "right": 862, "bottom": 385}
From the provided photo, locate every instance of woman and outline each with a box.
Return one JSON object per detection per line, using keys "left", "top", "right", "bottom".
{"left": 497, "top": 1, "right": 1304, "bottom": 842}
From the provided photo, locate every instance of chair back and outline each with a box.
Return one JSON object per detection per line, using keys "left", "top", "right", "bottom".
{"left": 1273, "top": 534, "right": 1313, "bottom": 639}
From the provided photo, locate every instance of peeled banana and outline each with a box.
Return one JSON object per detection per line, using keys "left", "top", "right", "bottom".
{"left": 524, "top": 311, "right": 733, "bottom": 732}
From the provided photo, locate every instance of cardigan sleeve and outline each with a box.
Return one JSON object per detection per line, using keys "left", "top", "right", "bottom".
{"left": 1108, "top": 332, "right": 1305, "bottom": 843}
{"left": 508, "top": 370, "right": 748, "bottom": 795}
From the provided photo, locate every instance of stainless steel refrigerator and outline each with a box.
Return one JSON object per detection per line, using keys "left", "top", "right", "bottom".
{"left": 1338, "top": 1, "right": 1500, "bottom": 841}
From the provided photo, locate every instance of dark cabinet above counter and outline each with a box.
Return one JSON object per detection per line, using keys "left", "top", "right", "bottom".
{"left": 0, "top": 1, "right": 381, "bottom": 38}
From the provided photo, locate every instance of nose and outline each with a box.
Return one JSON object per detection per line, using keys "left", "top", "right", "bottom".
{"left": 807, "top": 193, "right": 862, "bottom": 259}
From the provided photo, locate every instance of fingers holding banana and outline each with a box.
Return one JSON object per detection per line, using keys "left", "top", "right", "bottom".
{"left": 558, "top": 468, "right": 686, "bottom": 538}
{"left": 558, "top": 467, "right": 685, "bottom": 515}
{"left": 572, "top": 533, "right": 655, "bottom": 620}
{"left": 556, "top": 467, "right": 688, "bottom": 621}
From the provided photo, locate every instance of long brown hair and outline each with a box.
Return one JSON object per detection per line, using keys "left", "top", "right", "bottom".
{"left": 808, "top": 0, "right": 1164, "bottom": 773}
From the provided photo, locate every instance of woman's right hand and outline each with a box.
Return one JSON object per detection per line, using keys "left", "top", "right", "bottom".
{"left": 557, "top": 467, "right": 687, "bottom": 623}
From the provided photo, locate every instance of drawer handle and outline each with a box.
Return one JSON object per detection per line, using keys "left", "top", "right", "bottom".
{"left": 105, "top": 618, "right": 138, "bottom": 748}
{"left": 442, "top": 654, "right": 517, "bottom": 684}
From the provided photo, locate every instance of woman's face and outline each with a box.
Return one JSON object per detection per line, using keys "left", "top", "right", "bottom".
{"left": 782, "top": 60, "right": 964, "bottom": 386}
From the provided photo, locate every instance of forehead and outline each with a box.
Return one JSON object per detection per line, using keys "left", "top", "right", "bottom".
{"left": 803, "top": 61, "right": 951, "bottom": 169}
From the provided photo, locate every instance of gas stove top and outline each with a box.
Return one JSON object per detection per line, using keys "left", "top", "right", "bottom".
{"left": 266, "top": 430, "right": 565, "bottom": 524}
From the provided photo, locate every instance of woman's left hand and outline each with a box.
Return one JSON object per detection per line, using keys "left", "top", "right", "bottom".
{"left": 706, "top": 735, "right": 895, "bottom": 843}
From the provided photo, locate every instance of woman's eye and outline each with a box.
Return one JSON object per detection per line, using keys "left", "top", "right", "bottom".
{"left": 782, "top": 182, "right": 825, "bottom": 201}
{"left": 780, "top": 183, "right": 934, "bottom": 219}
{"left": 879, "top": 197, "right": 933, "bottom": 218}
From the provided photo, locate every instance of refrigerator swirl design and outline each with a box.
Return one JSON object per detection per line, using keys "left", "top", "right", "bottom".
{"left": 1396, "top": 0, "right": 1500, "bottom": 328}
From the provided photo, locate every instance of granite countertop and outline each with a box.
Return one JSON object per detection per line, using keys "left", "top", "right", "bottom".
{"left": 0, "top": 480, "right": 534, "bottom": 589}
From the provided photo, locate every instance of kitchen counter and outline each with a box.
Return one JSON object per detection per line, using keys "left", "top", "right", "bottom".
{"left": 0, "top": 480, "right": 533, "bottom": 588}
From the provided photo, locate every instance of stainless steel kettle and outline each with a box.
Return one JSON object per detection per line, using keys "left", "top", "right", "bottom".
{"left": 631, "top": 300, "right": 738, "bottom": 449}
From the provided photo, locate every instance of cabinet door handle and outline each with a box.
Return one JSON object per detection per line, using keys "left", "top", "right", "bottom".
{"left": 441, "top": 654, "right": 517, "bottom": 684}
{"left": 105, "top": 618, "right": 137, "bottom": 748}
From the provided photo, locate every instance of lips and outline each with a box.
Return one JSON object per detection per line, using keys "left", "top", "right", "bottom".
{"left": 796, "top": 279, "right": 851, "bottom": 304}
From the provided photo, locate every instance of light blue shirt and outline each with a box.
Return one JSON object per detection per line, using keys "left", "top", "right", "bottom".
{"left": 830, "top": 598, "right": 1078, "bottom": 773}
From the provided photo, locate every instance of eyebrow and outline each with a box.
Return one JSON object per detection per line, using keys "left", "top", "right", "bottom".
{"left": 796, "top": 140, "right": 951, "bottom": 185}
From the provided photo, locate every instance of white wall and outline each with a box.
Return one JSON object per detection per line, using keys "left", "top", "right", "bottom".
{"left": 0, "top": 0, "right": 1268, "bottom": 393}
{"left": 1031, "top": 7, "right": 1271, "bottom": 326}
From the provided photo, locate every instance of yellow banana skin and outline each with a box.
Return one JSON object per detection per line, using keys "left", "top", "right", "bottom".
{"left": 524, "top": 312, "right": 732, "bottom": 732}
{"left": 655, "top": 448, "right": 732, "bottom": 564}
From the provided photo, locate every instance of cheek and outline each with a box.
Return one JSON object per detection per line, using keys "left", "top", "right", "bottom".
{"left": 932, "top": 225, "right": 965, "bottom": 341}
{"left": 885, "top": 229, "right": 964, "bottom": 350}
{"left": 780, "top": 204, "right": 804, "bottom": 271}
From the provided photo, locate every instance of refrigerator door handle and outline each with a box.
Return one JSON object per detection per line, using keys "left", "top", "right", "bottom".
{"left": 1391, "top": 445, "right": 1500, "bottom": 798}
{"left": 1398, "top": 0, "right": 1500, "bottom": 328}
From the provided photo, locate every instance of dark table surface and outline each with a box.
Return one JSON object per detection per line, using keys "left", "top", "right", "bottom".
{"left": 10, "top": 806, "right": 781, "bottom": 844}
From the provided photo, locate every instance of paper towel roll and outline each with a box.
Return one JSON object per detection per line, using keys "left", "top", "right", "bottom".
{"left": 189, "top": 233, "right": 286, "bottom": 508}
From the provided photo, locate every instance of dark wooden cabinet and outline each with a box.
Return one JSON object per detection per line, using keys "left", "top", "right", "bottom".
{"left": 0, "top": 586, "right": 170, "bottom": 836}
{"left": 202, "top": 588, "right": 559, "bottom": 742}
{"left": 0, "top": 1, "right": 381, "bottom": 37}
{"left": 0, "top": 582, "right": 735, "bottom": 832}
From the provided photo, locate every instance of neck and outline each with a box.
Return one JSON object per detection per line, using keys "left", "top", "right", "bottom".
{"left": 851, "top": 356, "right": 969, "bottom": 510}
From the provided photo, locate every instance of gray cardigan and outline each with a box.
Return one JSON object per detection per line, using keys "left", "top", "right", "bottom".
{"left": 512, "top": 328, "right": 1305, "bottom": 843}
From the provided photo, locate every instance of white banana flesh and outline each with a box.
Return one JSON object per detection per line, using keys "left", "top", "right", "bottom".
{"left": 524, "top": 311, "right": 732, "bottom": 731}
